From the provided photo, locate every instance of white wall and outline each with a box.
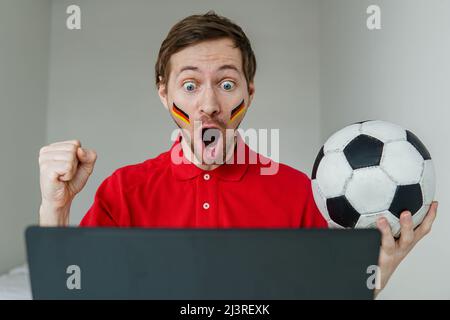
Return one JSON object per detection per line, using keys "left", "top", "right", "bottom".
{"left": 319, "top": 0, "right": 450, "bottom": 299}
{"left": 47, "top": 0, "right": 322, "bottom": 225}
{"left": 0, "top": 0, "right": 50, "bottom": 274}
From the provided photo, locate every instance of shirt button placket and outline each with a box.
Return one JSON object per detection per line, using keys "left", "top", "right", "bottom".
{"left": 203, "top": 174, "right": 211, "bottom": 212}
{"left": 197, "top": 172, "right": 216, "bottom": 227}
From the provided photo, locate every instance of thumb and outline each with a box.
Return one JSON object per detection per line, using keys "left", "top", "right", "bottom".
{"left": 69, "top": 148, "right": 97, "bottom": 193}
{"left": 77, "top": 147, "right": 97, "bottom": 174}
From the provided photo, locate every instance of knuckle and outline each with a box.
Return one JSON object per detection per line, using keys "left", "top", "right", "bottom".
{"left": 404, "top": 233, "right": 414, "bottom": 242}
{"left": 39, "top": 146, "right": 49, "bottom": 154}
{"left": 406, "top": 237, "right": 414, "bottom": 245}
{"left": 423, "top": 226, "right": 431, "bottom": 235}
{"left": 387, "top": 248, "right": 395, "bottom": 256}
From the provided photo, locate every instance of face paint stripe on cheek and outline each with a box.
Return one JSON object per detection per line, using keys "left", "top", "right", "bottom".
{"left": 229, "top": 99, "right": 246, "bottom": 124}
{"left": 172, "top": 103, "right": 190, "bottom": 125}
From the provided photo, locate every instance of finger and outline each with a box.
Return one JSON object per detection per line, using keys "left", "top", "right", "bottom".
{"left": 40, "top": 160, "right": 77, "bottom": 182}
{"left": 39, "top": 150, "right": 79, "bottom": 164}
{"left": 70, "top": 150, "right": 97, "bottom": 189}
{"left": 76, "top": 148, "right": 97, "bottom": 177}
{"left": 415, "top": 201, "right": 438, "bottom": 242}
{"left": 376, "top": 217, "right": 395, "bottom": 256}
{"left": 399, "top": 211, "right": 414, "bottom": 250}
{"left": 50, "top": 140, "right": 81, "bottom": 147}
{"left": 40, "top": 144, "right": 78, "bottom": 154}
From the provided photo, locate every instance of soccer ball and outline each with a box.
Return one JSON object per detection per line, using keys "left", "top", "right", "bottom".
{"left": 311, "top": 120, "right": 435, "bottom": 236}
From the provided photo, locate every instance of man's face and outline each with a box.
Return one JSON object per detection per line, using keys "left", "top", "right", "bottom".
{"left": 158, "top": 38, "right": 255, "bottom": 165}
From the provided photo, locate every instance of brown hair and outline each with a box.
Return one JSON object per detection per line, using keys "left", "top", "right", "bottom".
{"left": 155, "top": 11, "right": 256, "bottom": 92}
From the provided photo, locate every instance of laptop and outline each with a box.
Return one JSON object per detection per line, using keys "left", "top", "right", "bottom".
{"left": 25, "top": 226, "right": 381, "bottom": 300}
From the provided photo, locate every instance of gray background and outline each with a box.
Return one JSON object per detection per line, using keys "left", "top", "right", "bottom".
{"left": 0, "top": 0, "right": 448, "bottom": 298}
{"left": 0, "top": 0, "right": 49, "bottom": 280}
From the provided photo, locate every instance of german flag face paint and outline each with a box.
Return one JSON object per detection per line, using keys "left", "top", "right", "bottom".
{"left": 228, "top": 99, "right": 246, "bottom": 124}
{"left": 171, "top": 103, "right": 190, "bottom": 125}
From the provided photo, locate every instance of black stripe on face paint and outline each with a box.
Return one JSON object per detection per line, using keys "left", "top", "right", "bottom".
{"left": 173, "top": 103, "right": 190, "bottom": 120}
{"left": 230, "top": 99, "right": 245, "bottom": 118}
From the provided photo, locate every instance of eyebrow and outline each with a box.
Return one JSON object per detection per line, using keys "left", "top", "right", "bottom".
{"left": 177, "top": 64, "right": 241, "bottom": 75}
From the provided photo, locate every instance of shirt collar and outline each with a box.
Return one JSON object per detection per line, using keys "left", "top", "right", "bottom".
{"left": 169, "top": 133, "right": 250, "bottom": 182}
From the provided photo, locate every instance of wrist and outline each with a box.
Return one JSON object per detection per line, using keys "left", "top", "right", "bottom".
{"left": 39, "top": 200, "right": 72, "bottom": 226}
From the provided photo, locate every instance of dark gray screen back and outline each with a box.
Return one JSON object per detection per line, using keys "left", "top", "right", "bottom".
{"left": 25, "top": 227, "right": 380, "bottom": 300}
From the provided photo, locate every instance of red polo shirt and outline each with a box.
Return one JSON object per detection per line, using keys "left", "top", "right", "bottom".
{"left": 79, "top": 136, "right": 327, "bottom": 228}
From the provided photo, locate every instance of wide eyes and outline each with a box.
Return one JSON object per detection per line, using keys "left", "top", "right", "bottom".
{"left": 220, "top": 80, "right": 235, "bottom": 91}
{"left": 183, "top": 81, "right": 197, "bottom": 92}
{"left": 182, "top": 80, "right": 236, "bottom": 92}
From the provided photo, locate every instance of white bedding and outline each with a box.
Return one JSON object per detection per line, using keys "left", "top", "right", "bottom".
{"left": 0, "top": 264, "right": 32, "bottom": 300}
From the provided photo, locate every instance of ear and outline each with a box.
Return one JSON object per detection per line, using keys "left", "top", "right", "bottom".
{"left": 247, "top": 81, "right": 255, "bottom": 108}
{"left": 157, "top": 76, "right": 169, "bottom": 111}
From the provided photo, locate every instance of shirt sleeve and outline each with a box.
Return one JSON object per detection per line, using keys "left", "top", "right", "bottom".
{"left": 79, "top": 197, "right": 117, "bottom": 227}
{"left": 299, "top": 179, "right": 329, "bottom": 228}
{"left": 79, "top": 174, "right": 121, "bottom": 227}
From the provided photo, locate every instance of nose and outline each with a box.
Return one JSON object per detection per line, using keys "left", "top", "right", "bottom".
{"left": 199, "top": 85, "right": 221, "bottom": 117}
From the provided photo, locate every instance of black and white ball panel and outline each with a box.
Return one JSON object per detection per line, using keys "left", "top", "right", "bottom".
{"left": 326, "top": 196, "right": 361, "bottom": 228}
{"left": 311, "top": 179, "right": 330, "bottom": 221}
{"left": 406, "top": 130, "right": 431, "bottom": 160}
{"left": 344, "top": 135, "right": 384, "bottom": 169}
{"left": 421, "top": 160, "right": 436, "bottom": 206}
{"left": 345, "top": 166, "right": 397, "bottom": 214}
{"left": 389, "top": 184, "right": 423, "bottom": 218}
{"left": 360, "top": 120, "right": 406, "bottom": 143}
{"left": 315, "top": 152, "right": 353, "bottom": 198}
{"left": 311, "top": 146, "right": 324, "bottom": 180}
{"left": 380, "top": 141, "right": 424, "bottom": 185}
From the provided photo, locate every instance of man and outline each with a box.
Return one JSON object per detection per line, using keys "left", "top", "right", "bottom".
{"left": 38, "top": 11, "right": 438, "bottom": 296}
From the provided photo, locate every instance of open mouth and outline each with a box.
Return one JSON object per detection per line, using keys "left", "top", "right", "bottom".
{"left": 201, "top": 128, "right": 221, "bottom": 148}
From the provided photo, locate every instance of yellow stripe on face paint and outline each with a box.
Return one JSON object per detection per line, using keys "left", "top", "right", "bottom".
{"left": 229, "top": 105, "right": 246, "bottom": 123}
{"left": 172, "top": 108, "right": 190, "bottom": 125}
